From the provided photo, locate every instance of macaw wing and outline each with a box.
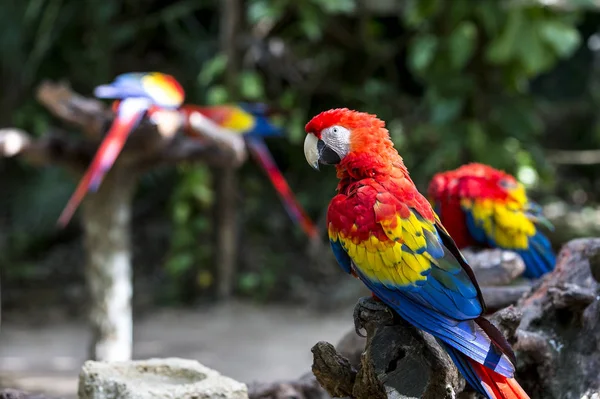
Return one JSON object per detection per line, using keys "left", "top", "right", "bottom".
{"left": 328, "top": 184, "right": 515, "bottom": 376}
{"left": 94, "top": 73, "right": 150, "bottom": 100}
{"left": 462, "top": 197, "right": 555, "bottom": 277}
{"left": 330, "top": 238, "right": 353, "bottom": 274}
{"left": 461, "top": 196, "right": 535, "bottom": 250}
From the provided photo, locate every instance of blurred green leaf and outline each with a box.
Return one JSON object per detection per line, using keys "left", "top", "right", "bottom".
{"left": 198, "top": 54, "right": 228, "bottom": 86}
{"left": 429, "top": 95, "right": 464, "bottom": 125}
{"left": 538, "top": 20, "right": 581, "bottom": 58}
{"left": 404, "top": 0, "right": 442, "bottom": 28}
{"left": 311, "top": 0, "right": 356, "bottom": 14}
{"left": 486, "top": 9, "right": 524, "bottom": 64}
{"left": 408, "top": 34, "right": 438, "bottom": 73}
{"left": 239, "top": 71, "right": 265, "bottom": 100}
{"left": 448, "top": 21, "right": 477, "bottom": 70}
{"left": 206, "top": 85, "right": 229, "bottom": 104}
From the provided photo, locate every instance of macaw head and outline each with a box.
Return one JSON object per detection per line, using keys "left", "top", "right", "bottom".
{"left": 451, "top": 163, "right": 553, "bottom": 230}
{"left": 303, "top": 108, "right": 393, "bottom": 170}
{"left": 452, "top": 163, "right": 526, "bottom": 204}
{"left": 94, "top": 72, "right": 185, "bottom": 109}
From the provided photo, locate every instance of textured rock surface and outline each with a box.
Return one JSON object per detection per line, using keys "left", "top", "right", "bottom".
{"left": 311, "top": 298, "right": 462, "bottom": 399}
{"left": 78, "top": 358, "right": 248, "bottom": 399}
{"left": 0, "top": 389, "right": 59, "bottom": 399}
{"left": 490, "top": 238, "right": 600, "bottom": 399}
{"left": 461, "top": 248, "right": 526, "bottom": 286}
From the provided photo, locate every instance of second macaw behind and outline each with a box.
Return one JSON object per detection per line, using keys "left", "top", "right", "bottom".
{"left": 177, "top": 103, "right": 318, "bottom": 240}
{"left": 303, "top": 108, "right": 529, "bottom": 399}
{"left": 57, "top": 72, "right": 185, "bottom": 227}
{"left": 428, "top": 163, "right": 555, "bottom": 279}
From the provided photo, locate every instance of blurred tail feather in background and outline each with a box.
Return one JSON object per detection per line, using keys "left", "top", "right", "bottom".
{"left": 57, "top": 72, "right": 185, "bottom": 227}
{"left": 174, "top": 103, "right": 319, "bottom": 239}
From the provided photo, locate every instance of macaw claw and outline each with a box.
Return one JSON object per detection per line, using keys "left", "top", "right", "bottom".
{"left": 353, "top": 296, "right": 393, "bottom": 338}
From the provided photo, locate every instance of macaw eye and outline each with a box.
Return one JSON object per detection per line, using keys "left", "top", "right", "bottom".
{"left": 323, "top": 125, "right": 350, "bottom": 143}
{"left": 320, "top": 125, "right": 351, "bottom": 160}
{"left": 498, "top": 178, "right": 517, "bottom": 190}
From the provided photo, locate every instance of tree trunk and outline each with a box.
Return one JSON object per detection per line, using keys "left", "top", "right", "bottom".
{"left": 214, "top": 167, "right": 239, "bottom": 299}
{"left": 81, "top": 166, "right": 138, "bottom": 361}
{"left": 214, "top": 0, "right": 242, "bottom": 299}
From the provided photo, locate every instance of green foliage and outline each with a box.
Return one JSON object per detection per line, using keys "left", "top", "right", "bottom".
{"left": 163, "top": 164, "right": 214, "bottom": 302}
{"left": 403, "top": 0, "right": 581, "bottom": 186}
{"left": 0, "top": 0, "right": 591, "bottom": 304}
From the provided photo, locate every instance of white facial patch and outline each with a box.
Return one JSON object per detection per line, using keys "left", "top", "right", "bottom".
{"left": 321, "top": 125, "right": 350, "bottom": 159}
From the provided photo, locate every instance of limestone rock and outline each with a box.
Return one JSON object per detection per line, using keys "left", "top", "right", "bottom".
{"left": 78, "top": 357, "right": 248, "bottom": 399}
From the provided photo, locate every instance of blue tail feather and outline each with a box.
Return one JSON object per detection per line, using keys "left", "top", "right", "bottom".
{"left": 442, "top": 342, "right": 489, "bottom": 397}
{"left": 518, "top": 231, "right": 556, "bottom": 279}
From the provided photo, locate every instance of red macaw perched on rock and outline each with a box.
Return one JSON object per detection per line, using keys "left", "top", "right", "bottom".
{"left": 176, "top": 103, "right": 318, "bottom": 240}
{"left": 303, "top": 108, "right": 529, "bottom": 399}
{"left": 57, "top": 72, "right": 185, "bottom": 227}
{"left": 428, "top": 163, "right": 555, "bottom": 279}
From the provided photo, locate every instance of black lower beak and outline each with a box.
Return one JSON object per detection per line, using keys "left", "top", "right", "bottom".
{"left": 318, "top": 140, "right": 342, "bottom": 165}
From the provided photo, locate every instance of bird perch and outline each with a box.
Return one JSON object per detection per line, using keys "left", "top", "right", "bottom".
{"left": 0, "top": 80, "right": 246, "bottom": 362}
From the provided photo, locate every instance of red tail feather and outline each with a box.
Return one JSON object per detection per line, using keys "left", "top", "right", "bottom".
{"left": 246, "top": 137, "right": 318, "bottom": 239}
{"left": 57, "top": 109, "right": 143, "bottom": 227}
{"left": 468, "top": 359, "right": 530, "bottom": 399}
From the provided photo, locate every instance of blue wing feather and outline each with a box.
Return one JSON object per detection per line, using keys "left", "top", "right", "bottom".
{"left": 330, "top": 238, "right": 353, "bottom": 274}
{"left": 238, "top": 103, "right": 284, "bottom": 138}
{"left": 463, "top": 205, "right": 555, "bottom": 278}
{"left": 94, "top": 73, "right": 150, "bottom": 99}
{"left": 517, "top": 231, "right": 556, "bottom": 278}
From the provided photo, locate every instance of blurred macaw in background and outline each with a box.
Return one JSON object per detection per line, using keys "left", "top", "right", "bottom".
{"left": 428, "top": 163, "right": 555, "bottom": 279}
{"left": 303, "top": 108, "right": 529, "bottom": 399}
{"left": 57, "top": 72, "right": 185, "bottom": 227}
{"left": 176, "top": 103, "right": 319, "bottom": 240}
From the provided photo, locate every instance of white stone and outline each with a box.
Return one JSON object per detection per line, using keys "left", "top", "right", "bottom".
{"left": 78, "top": 358, "right": 249, "bottom": 399}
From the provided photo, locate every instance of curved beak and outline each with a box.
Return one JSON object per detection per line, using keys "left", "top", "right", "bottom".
{"left": 304, "top": 133, "right": 320, "bottom": 170}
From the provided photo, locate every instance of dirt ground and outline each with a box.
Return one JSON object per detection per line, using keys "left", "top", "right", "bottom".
{"left": 0, "top": 301, "right": 355, "bottom": 398}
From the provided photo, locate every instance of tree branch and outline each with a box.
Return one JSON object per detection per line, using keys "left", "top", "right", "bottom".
{"left": 2, "top": 81, "right": 247, "bottom": 169}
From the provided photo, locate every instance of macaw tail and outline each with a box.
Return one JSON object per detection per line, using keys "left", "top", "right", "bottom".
{"left": 57, "top": 98, "right": 149, "bottom": 227}
{"left": 245, "top": 136, "right": 318, "bottom": 239}
{"left": 517, "top": 231, "right": 556, "bottom": 279}
{"left": 443, "top": 343, "right": 529, "bottom": 399}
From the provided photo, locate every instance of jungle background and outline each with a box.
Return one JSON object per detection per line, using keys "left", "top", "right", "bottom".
{"left": 1, "top": 0, "right": 600, "bottom": 397}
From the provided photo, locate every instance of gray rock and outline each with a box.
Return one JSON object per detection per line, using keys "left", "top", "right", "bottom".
{"left": 461, "top": 248, "right": 526, "bottom": 286}
{"left": 78, "top": 357, "right": 248, "bottom": 399}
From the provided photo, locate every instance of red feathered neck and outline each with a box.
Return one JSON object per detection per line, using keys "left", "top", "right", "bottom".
{"left": 336, "top": 118, "right": 408, "bottom": 191}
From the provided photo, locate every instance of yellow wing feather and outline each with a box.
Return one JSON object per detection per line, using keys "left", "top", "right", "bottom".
{"left": 333, "top": 208, "right": 437, "bottom": 288}
{"left": 461, "top": 192, "right": 536, "bottom": 250}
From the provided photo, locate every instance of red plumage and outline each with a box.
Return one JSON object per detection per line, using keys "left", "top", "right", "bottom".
{"left": 306, "top": 109, "right": 529, "bottom": 399}
{"left": 428, "top": 162, "right": 524, "bottom": 248}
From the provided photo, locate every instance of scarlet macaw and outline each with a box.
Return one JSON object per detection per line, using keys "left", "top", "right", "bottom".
{"left": 428, "top": 163, "right": 555, "bottom": 279}
{"left": 57, "top": 72, "right": 185, "bottom": 227}
{"left": 303, "top": 108, "right": 529, "bottom": 399}
{"left": 176, "top": 103, "right": 318, "bottom": 240}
